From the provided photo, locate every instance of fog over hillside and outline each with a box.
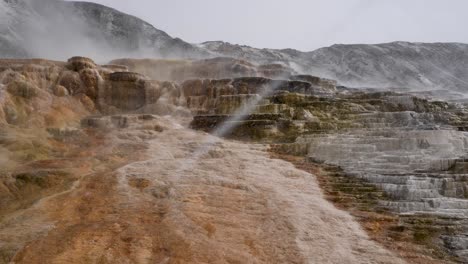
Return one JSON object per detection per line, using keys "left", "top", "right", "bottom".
{"left": 0, "top": 0, "right": 209, "bottom": 61}
{"left": 2, "top": 0, "right": 468, "bottom": 94}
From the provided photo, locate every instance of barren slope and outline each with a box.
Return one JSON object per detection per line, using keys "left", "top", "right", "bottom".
{"left": 4, "top": 115, "right": 404, "bottom": 263}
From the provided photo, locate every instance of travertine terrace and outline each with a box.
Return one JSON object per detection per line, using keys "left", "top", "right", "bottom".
{"left": 0, "top": 57, "right": 409, "bottom": 263}
{"left": 1, "top": 53, "right": 468, "bottom": 263}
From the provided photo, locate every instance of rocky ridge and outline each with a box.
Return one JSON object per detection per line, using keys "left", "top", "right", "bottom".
{"left": 201, "top": 41, "right": 468, "bottom": 94}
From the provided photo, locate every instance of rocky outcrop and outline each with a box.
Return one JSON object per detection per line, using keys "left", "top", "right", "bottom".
{"left": 183, "top": 76, "right": 336, "bottom": 113}
{"left": 66, "top": 56, "right": 97, "bottom": 71}
{"left": 0, "top": 57, "right": 184, "bottom": 228}
{"left": 187, "top": 75, "right": 339, "bottom": 140}
{"left": 103, "top": 72, "right": 150, "bottom": 111}
{"left": 0, "top": 56, "right": 184, "bottom": 116}
{"left": 98, "top": 72, "right": 166, "bottom": 114}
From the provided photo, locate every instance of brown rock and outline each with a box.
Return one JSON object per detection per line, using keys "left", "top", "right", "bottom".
{"left": 3, "top": 102, "right": 18, "bottom": 124}
{"left": 102, "top": 72, "right": 149, "bottom": 112}
{"left": 66, "top": 57, "right": 96, "bottom": 72}
{"left": 53, "top": 85, "right": 69, "bottom": 97}
{"left": 76, "top": 94, "right": 95, "bottom": 112}
{"left": 6, "top": 80, "right": 39, "bottom": 99}
{"left": 79, "top": 68, "right": 100, "bottom": 100}
{"left": 58, "top": 71, "right": 82, "bottom": 95}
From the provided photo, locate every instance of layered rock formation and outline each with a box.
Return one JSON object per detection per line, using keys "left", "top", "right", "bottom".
{"left": 295, "top": 104, "right": 468, "bottom": 260}
{"left": 186, "top": 76, "right": 337, "bottom": 140}
{"left": 0, "top": 57, "right": 409, "bottom": 263}
{"left": 0, "top": 56, "right": 183, "bottom": 228}
{"left": 187, "top": 72, "right": 468, "bottom": 261}
{"left": 3, "top": 52, "right": 468, "bottom": 262}
{"left": 0, "top": 56, "right": 196, "bottom": 263}
{"left": 3, "top": 51, "right": 468, "bottom": 262}
{"left": 110, "top": 57, "right": 296, "bottom": 81}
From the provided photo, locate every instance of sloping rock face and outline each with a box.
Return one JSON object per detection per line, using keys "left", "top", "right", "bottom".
{"left": 1, "top": 112, "right": 405, "bottom": 264}
{"left": 294, "top": 103, "right": 468, "bottom": 260}
{"left": 0, "top": 57, "right": 407, "bottom": 264}
{"left": 1, "top": 54, "right": 466, "bottom": 262}
{"left": 187, "top": 72, "right": 468, "bottom": 261}
{"left": 0, "top": 56, "right": 192, "bottom": 263}
{"left": 201, "top": 41, "right": 468, "bottom": 95}
{"left": 0, "top": 57, "right": 95, "bottom": 236}
{"left": 305, "top": 42, "right": 468, "bottom": 92}
{"left": 0, "top": 56, "right": 183, "bottom": 224}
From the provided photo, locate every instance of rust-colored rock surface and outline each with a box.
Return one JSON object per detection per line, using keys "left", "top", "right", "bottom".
{"left": 0, "top": 56, "right": 450, "bottom": 264}
{"left": 4, "top": 114, "right": 404, "bottom": 264}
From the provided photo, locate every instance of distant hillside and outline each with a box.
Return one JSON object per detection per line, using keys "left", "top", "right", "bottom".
{"left": 2, "top": 0, "right": 468, "bottom": 92}
{"left": 201, "top": 41, "right": 468, "bottom": 92}
{"left": 0, "top": 0, "right": 210, "bottom": 60}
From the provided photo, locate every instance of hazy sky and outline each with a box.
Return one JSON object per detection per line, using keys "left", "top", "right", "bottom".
{"left": 89, "top": 0, "right": 468, "bottom": 51}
